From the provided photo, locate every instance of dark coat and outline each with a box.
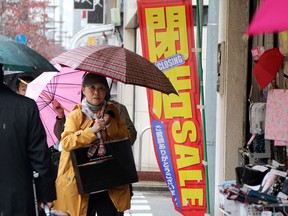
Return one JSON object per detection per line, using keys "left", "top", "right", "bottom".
{"left": 0, "top": 83, "right": 56, "bottom": 216}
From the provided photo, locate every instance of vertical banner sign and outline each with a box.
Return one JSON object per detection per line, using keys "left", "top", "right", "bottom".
{"left": 137, "top": 0, "right": 207, "bottom": 215}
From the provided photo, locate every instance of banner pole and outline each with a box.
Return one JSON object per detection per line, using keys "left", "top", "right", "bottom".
{"left": 196, "top": 0, "right": 211, "bottom": 214}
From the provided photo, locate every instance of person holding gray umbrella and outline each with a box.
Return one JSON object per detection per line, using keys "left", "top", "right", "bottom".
{"left": 0, "top": 64, "right": 56, "bottom": 215}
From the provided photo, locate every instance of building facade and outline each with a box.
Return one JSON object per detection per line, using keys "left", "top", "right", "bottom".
{"left": 52, "top": 0, "right": 266, "bottom": 215}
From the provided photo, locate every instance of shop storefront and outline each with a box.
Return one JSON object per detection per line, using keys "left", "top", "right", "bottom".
{"left": 218, "top": 0, "right": 288, "bottom": 215}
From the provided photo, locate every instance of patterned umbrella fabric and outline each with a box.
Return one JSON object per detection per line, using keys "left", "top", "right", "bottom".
{"left": 0, "top": 35, "right": 58, "bottom": 74}
{"left": 51, "top": 44, "right": 177, "bottom": 95}
{"left": 246, "top": 0, "right": 288, "bottom": 36}
{"left": 26, "top": 66, "right": 85, "bottom": 147}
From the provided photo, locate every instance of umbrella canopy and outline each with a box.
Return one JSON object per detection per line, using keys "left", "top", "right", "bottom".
{"left": 26, "top": 67, "right": 85, "bottom": 147}
{"left": 253, "top": 48, "right": 283, "bottom": 89}
{"left": 51, "top": 44, "right": 177, "bottom": 95}
{"left": 0, "top": 35, "right": 58, "bottom": 74}
{"left": 246, "top": 0, "right": 288, "bottom": 36}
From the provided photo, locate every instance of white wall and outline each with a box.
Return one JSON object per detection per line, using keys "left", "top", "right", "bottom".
{"left": 214, "top": 1, "right": 249, "bottom": 215}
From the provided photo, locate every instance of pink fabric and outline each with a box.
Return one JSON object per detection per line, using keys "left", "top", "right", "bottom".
{"left": 265, "top": 89, "right": 288, "bottom": 142}
{"left": 260, "top": 172, "right": 278, "bottom": 193}
{"left": 251, "top": 46, "right": 265, "bottom": 61}
{"left": 247, "top": 134, "right": 256, "bottom": 146}
{"left": 274, "top": 140, "right": 288, "bottom": 146}
{"left": 246, "top": 0, "right": 288, "bottom": 35}
{"left": 26, "top": 66, "right": 85, "bottom": 146}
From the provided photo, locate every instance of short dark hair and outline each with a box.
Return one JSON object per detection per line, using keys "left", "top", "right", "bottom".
{"left": 16, "top": 75, "right": 34, "bottom": 90}
{"left": 82, "top": 73, "right": 110, "bottom": 100}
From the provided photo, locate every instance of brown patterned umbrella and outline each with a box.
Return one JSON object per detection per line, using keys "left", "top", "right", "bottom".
{"left": 51, "top": 44, "right": 177, "bottom": 95}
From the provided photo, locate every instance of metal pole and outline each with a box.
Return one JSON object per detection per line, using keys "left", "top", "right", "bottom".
{"left": 33, "top": 171, "right": 39, "bottom": 216}
{"left": 138, "top": 126, "right": 151, "bottom": 171}
{"left": 205, "top": 0, "right": 219, "bottom": 214}
{"left": 196, "top": 0, "right": 211, "bottom": 214}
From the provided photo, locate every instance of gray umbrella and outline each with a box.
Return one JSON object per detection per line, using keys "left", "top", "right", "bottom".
{"left": 0, "top": 35, "right": 58, "bottom": 75}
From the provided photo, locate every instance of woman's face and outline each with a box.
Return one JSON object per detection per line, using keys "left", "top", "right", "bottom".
{"left": 17, "top": 82, "right": 28, "bottom": 96}
{"left": 82, "top": 83, "right": 107, "bottom": 106}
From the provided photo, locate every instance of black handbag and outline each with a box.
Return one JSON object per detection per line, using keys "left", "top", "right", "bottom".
{"left": 71, "top": 138, "right": 138, "bottom": 194}
{"left": 49, "top": 146, "right": 61, "bottom": 176}
{"left": 235, "top": 166, "right": 269, "bottom": 186}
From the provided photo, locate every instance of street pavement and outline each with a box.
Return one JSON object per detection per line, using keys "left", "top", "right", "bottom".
{"left": 133, "top": 181, "right": 169, "bottom": 192}
{"left": 134, "top": 171, "right": 169, "bottom": 193}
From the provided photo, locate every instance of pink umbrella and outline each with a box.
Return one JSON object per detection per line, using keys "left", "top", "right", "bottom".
{"left": 26, "top": 67, "right": 85, "bottom": 147}
{"left": 246, "top": 0, "right": 288, "bottom": 36}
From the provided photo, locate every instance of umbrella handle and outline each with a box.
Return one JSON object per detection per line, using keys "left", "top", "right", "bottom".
{"left": 19, "top": 78, "right": 28, "bottom": 85}
{"left": 60, "top": 105, "right": 70, "bottom": 113}
{"left": 40, "top": 92, "right": 71, "bottom": 113}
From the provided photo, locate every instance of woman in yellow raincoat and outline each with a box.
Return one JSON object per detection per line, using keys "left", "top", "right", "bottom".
{"left": 53, "top": 73, "right": 131, "bottom": 216}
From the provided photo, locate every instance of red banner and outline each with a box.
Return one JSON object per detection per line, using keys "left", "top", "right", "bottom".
{"left": 137, "top": 0, "right": 207, "bottom": 215}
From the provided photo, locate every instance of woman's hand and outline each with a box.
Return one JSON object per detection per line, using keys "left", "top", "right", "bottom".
{"left": 103, "top": 113, "right": 111, "bottom": 126}
{"left": 90, "top": 118, "right": 106, "bottom": 134}
{"left": 52, "top": 99, "right": 65, "bottom": 119}
{"left": 90, "top": 114, "right": 111, "bottom": 134}
{"left": 39, "top": 202, "right": 53, "bottom": 212}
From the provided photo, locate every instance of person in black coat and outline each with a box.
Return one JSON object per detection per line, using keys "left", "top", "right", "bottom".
{"left": 0, "top": 65, "right": 56, "bottom": 216}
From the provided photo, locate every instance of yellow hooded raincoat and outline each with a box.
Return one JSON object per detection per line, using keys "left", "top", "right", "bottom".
{"left": 53, "top": 103, "right": 131, "bottom": 216}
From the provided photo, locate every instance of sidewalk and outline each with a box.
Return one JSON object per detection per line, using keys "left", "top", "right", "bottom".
{"left": 133, "top": 171, "right": 169, "bottom": 192}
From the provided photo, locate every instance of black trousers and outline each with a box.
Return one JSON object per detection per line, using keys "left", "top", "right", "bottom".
{"left": 87, "top": 191, "right": 123, "bottom": 216}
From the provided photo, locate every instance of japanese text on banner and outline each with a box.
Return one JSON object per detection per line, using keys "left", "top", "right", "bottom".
{"left": 137, "top": 1, "right": 207, "bottom": 215}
